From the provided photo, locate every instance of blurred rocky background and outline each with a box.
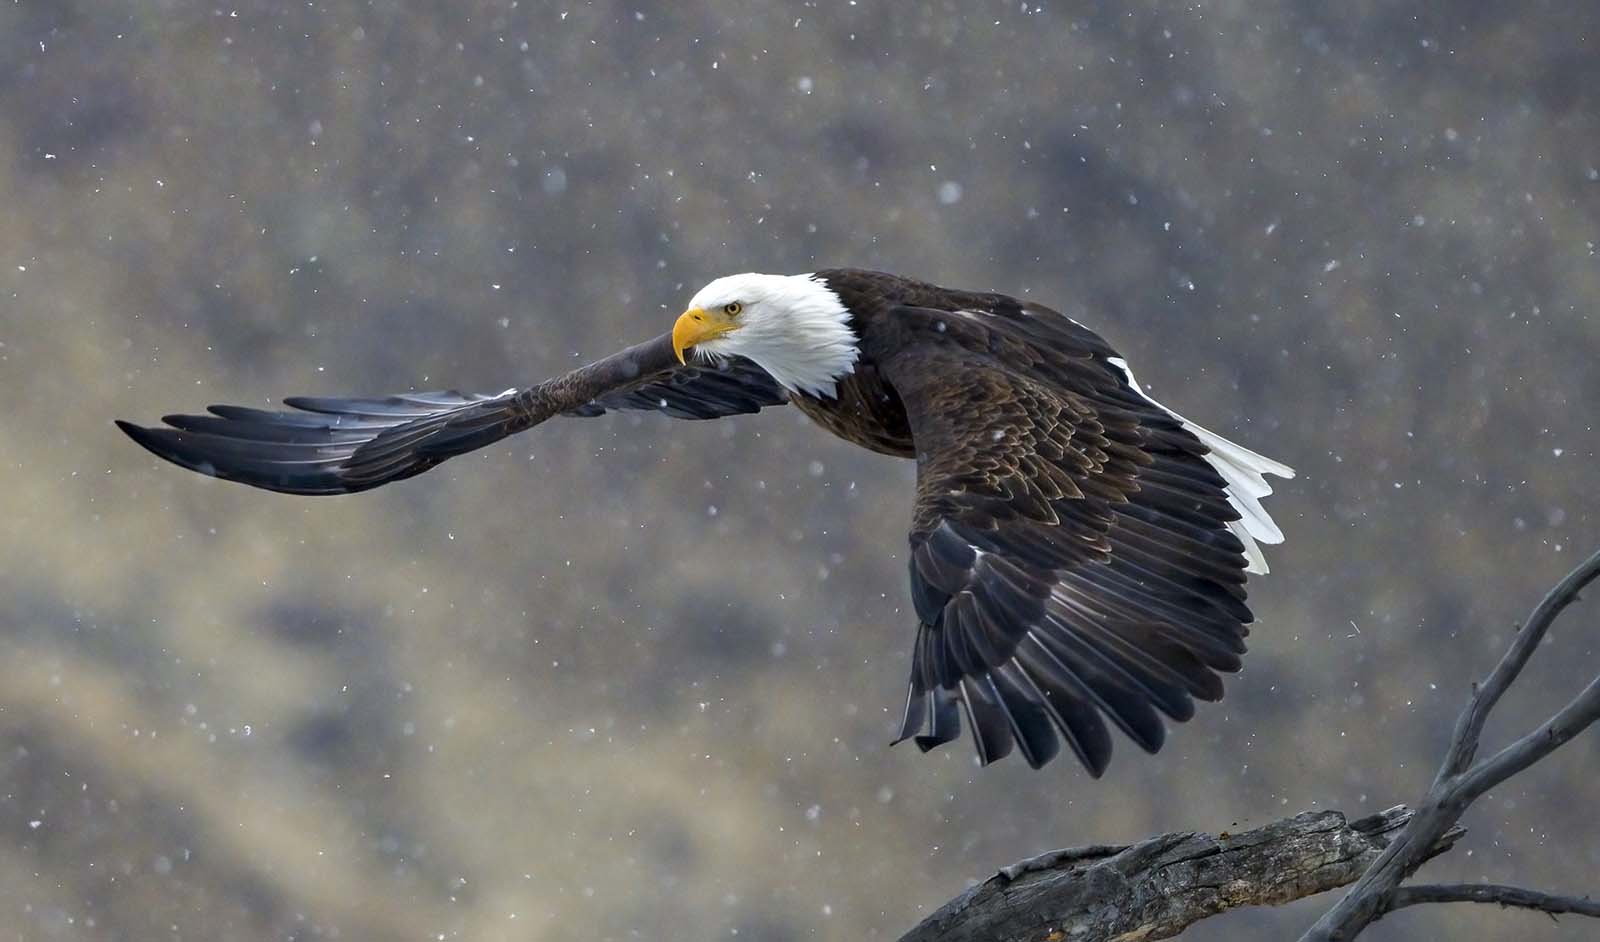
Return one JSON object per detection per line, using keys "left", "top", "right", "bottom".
{"left": 2, "top": 1, "right": 1597, "bottom": 939}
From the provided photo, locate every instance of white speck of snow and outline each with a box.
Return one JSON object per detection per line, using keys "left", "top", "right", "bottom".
{"left": 1553, "top": 448, "right": 1564, "bottom": 457}
{"left": 805, "top": 804, "right": 821, "bottom": 822}
{"left": 796, "top": 76, "right": 814, "bottom": 94}
{"left": 542, "top": 166, "right": 568, "bottom": 195}
{"left": 1323, "top": 259, "right": 1341, "bottom": 273}
{"left": 937, "top": 181, "right": 963, "bottom": 205}
{"left": 807, "top": 461, "right": 825, "bottom": 477}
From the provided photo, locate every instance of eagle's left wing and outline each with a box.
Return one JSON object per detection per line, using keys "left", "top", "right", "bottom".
{"left": 880, "top": 323, "right": 1288, "bottom": 774}
{"left": 117, "top": 333, "right": 785, "bottom": 495}
{"left": 564, "top": 354, "right": 786, "bottom": 419}
{"left": 116, "top": 390, "right": 534, "bottom": 495}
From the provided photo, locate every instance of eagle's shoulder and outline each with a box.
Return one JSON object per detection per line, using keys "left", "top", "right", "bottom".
{"left": 814, "top": 269, "right": 1015, "bottom": 317}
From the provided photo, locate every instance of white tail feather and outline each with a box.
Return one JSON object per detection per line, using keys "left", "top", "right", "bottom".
{"left": 1105, "top": 358, "right": 1295, "bottom": 575}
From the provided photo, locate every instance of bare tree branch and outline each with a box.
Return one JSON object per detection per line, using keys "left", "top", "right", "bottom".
{"left": 1385, "top": 884, "right": 1600, "bottom": 920}
{"left": 1300, "top": 546, "right": 1600, "bottom": 941}
{"left": 896, "top": 806, "right": 1463, "bottom": 942}
{"left": 1435, "top": 546, "right": 1600, "bottom": 782}
{"left": 1451, "top": 672, "right": 1600, "bottom": 806}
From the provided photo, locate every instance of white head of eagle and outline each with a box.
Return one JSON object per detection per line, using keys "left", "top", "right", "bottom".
{"left": 673, "top": 272, "right": 859, "bottom": 399}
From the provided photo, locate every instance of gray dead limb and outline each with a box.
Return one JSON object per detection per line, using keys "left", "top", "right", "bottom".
{"left": 898, "top": 805, "right": 1462, "bottom": 942}
{"left": 1385, "top": 884, "right": 1600, "bottom": 920}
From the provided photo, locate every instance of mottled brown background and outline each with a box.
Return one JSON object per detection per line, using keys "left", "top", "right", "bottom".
{"left": 2, "top": 2, "right": 1598, "bottom": 940}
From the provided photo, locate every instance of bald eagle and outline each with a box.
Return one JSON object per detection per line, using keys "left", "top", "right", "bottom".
{"left": 118, "top": 269, "right": 1293, "bottom": 774}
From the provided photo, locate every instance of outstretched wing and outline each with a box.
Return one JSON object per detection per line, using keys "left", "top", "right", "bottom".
{"left": 881, "top": 310, "right": 1291, "bottom": 775}
{"left": 118, "top": 337, "right": 785, "bottom": 495}
{"left": 117, "top": 390, "right": 533, "bottom": 495}
{"left": 567, "top": 355, "right": 786, "bottom": 419}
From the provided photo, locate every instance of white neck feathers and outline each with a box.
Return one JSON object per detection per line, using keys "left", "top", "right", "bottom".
{"left": 689, "top": 273, "right": 859, "bottom": 398}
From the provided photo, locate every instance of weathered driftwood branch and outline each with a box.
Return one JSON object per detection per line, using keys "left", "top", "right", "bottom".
{"left": 1300, "top": 546, "right": 1600, "bottom": 941}
{"left": 897, "top": 805, "right": 1463, "bottom": 942}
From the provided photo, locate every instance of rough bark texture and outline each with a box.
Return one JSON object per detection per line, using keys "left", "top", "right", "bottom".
{"left": 898, "top": 806, "right": 1463, "bottom": 942}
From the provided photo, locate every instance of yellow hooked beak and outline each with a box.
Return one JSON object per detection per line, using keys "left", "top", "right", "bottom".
{"left": 672, "top": 307, "right": 738, "bottom": 364}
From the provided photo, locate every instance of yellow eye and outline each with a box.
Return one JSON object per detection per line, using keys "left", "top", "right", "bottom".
{"left": 723, "top": 301, "right": 743, "bottom": 316}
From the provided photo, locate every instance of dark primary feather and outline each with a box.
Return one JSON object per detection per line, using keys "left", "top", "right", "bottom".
{"left": 874, "top": 299, "right": 1257, "bottom": 775}
{"left": 116, "top": 390, "right": 530, "bottom": 495}
{"left": 118, "top": 346, "right": 785, "bottom": 495}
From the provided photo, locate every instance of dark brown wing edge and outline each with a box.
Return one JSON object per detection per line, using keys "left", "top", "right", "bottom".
{"left": 116, "top": 390, "right": 530, "bottom": 495}
{"left": 117, "top": 333, "right": 785, "bottom": 496}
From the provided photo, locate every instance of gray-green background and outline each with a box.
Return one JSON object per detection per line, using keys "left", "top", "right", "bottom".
{"left": 3, "top": 2, "right": 1598, "bottom": 939}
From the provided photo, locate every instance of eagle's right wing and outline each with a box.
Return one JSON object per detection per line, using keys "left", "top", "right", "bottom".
{"left": 880, "top": 319, "right": 1285, "bottom": 775}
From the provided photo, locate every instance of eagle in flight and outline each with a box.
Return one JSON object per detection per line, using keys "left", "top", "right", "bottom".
{"left": 119, "top": 269, "right": 1293, "bottom": 775}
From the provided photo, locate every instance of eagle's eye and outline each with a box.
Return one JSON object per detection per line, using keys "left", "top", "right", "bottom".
{"left": 723, "top": 301, "right": 743, "bottom": 316}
